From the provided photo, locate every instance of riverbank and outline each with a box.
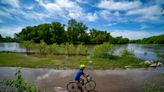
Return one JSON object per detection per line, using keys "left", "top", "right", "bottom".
{"left": 0, "top": 53, "right": 146, "bottom": 69}
{"left": 0, "top": 67, "right": 164, "bottom": 92}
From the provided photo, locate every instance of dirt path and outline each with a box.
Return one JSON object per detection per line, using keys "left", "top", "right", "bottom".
{"left": 0, "top": 67, "right": 164, "bottom": 92}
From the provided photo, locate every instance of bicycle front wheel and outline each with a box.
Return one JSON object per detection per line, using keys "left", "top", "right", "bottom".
{"left": 85, "top": 80, "right": 96, "bottom": 91}
{"left": 67, "top": 82, "right": 78, "bottom": 92}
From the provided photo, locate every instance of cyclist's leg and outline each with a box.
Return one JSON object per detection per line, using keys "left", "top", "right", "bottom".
{"left": 79, "top": 78, "right": 84, "bottom": 85}
{"left": 77, "top": 79, "right": 83, "bottom": 92}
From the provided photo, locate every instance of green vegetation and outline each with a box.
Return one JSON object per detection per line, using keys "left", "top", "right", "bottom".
{"left": 0, "top": 68, "right": 41, "bottom": 92}
{"left": 130, "top": 34, "right": 164, "bottom": 44}
{"left": 20, "top": 40, "right": 89, "bottom": 56}
{"left": 120, "top": 49, "right": 134, "bottom": 57}
{"left": 0, "top": 53, "right": 145, "bottom": 69}
{"left": 91, "top": 43, "right": 115, "bottom": 58}
{"left": 144, "top": 81, "right": 164, "bottom": 92}
{"left": 15, "top": 19, "right": 129, "bottom": 44}
{"left": 0, "top": 34, "right": 18, "bottom": 42}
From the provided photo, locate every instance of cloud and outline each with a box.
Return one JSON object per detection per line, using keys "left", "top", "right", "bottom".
{"left": 110, "top": 30, "right": 164, "bottom": 40}
{"left": 99, "top": 10, "right": 127, "bottom": 23}
{"left": 97, "top": 0, "right": 142, "bottom": 10}
{"left": 86, "top": 13, "right": 98, "bottom": 22}
{"left": 127, "top": 5, "right": 161, "bottom": 21}
{"left": 0, "top": 0, "right": 20, "bottom": 8}
{"left": 0, "top": 26, "right": 23, "bottom": 37}
{"left": 105, "top": 23, "right": 117, "bottom": 27}
{"left": 127, "top": 5, "right": 160, "bottom": 16}
{"left": 140, "top": 24, "right": 149, "bottom": 30}
{"left": 76, "top": 0, "right": 88, "bottom": 4}
{"left": 36, "top": 0, "right": 98, "bottom": 21}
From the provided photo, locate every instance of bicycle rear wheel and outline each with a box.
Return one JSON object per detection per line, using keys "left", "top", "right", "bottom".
{"left": 85, "top": 80, "right": 96, "bottom": 91}
{"left": 67, "top": 82, "right": 78, "bottom": 92}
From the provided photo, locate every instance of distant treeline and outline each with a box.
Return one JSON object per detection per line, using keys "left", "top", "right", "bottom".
{"left": 15, "top": 19, "right": 129, "bottom": 44}
{"left": 0, "top": 35, "right": 18, "bottom": 42}
{"left": 1, "top": 19, "right": 164, "bottom": 44}
{"left": 130, "top": 35, "right": 164, "bottom": 44}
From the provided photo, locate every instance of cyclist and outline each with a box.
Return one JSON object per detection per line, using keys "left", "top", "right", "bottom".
{"left": 74, "top": 64, "right": 89, "bottom": 90}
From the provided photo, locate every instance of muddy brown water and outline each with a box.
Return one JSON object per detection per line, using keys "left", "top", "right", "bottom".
{"left": 0, "top": 67, "right": 164, "bottom": 92}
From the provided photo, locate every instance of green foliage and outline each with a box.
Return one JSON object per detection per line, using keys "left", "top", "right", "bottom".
{"left": 36, "top": 40, "right": 47, "bottom": 55}
{"left": 65, "top": 43, "right": 76, "bottom": 55}
{"left": 67, "top": 19, "right": 88, "bottom": 44}
{"left": 76, "top": 44, "right": 88, "bottom": 55}
{"left": 120, "top": 49, "right": 134, "bottom": 57}
{"left": 91, "top": 43, "right": 115, "bottom": 58}
{"left": 0, "top": 34, "right": 18, "bottom": 42}
{"left": 144, "top": 81, "right": 164, "bottom": 92}
{"left": 113, "top": 36, "right": 129, "bottom": 44}
{"left": 0, "top": 68, "right": 41, "bottom": 92}
{"left": 15, "top": 19, "right": 131, "bottom": 44}
{"left": 22, "top": 40, "right": 35, "bottom": 53}
{"left": 130, "top": 34, "right": 164, "bottom": 44}
{"left": 89, "top": 28, "right": 111, "bottom": 44}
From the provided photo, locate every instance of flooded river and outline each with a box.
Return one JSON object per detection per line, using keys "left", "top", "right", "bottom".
{"left": 0, "top": 67, "right": 164, "bottom": 92}
{"left": 0, "top": 43, "right": 164, "bottom": 61}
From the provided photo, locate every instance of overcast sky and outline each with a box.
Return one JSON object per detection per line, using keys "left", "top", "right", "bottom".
{"left": 0, "top": 0, "right": 164, "bottom": 39}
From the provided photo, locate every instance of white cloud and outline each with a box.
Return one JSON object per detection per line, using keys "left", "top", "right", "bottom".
{"left": 36, "top": 0, "right": 98, "bottom": 21}
{"left": 99, "top": 10, "right": 127, "bottom": 23}
{"left": 76, "top": 0, "right": 88, "bottom": 4}
{"left": 110, "top": 30, "right": 164, "bottom": 40}
{"left": 105, "top": 23, "right": 117, "bottom": 27}
{"left": 127, "top": 5, "right": 161, "bottom": 21}
{"left": 97, "top": 0, "right": 142, "bottom": 10}
{"left": 127, "top": 5, "right": 160, "bottom": 16}
{"left": 140, "top": 24, "right": 149, "bottom": 30}
{"left": 86, "top": 13, "right": 98, "bottom": 22}
{"left": 99, "top": 10, "right": 112, "bottom": 20}
{"left": 0, "top": 26, "right": 23, "bottom": 37}
{"left": 0, "top": 0, "right": 20, "bottom": 8}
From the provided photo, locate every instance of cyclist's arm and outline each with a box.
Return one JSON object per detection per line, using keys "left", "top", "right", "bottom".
{"left": 83, "top": 73, "right": 89, "bottom": 78}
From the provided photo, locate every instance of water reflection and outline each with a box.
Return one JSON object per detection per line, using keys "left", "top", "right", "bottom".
{"left": 0, "top": 42, "right": 26, "bottom": 52}
{"left": 0, "top": 43, "right": 164, "bottom": 61}
{"left": 114, "top": 44, "right": 164, "bottom": 60}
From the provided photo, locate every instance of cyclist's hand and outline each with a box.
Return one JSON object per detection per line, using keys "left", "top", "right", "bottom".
{"left": 86, "top": 74, "right": 89, "bottom": 77}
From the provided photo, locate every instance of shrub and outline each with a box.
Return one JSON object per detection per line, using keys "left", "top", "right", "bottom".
{"left": 65, "top": 43, "right": 76, "bottom": 56}
{"left": 91, "top": 43, "right": 115, "bottom": 58}
{"left": 36, "top": 40, "right": 47, "bottom": 55}
{"left": 0, "top": 68, "right": 41, "bottom": 92}
{"left": 22, "top": 40, "right": 35, "bottom": 54}
{"left": 120, "top": 49, "right": 134, "bottom": 57}
{"left": 76, "top": 44, "right": 88, "bottom": 55}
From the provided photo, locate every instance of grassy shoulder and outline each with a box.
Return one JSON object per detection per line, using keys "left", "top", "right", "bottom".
{"left": 0, "top": 53, "right": 146, "bottom": 69}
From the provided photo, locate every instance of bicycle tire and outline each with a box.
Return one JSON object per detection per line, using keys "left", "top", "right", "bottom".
{"left": 67, "top": 82, "right": 78, "bottom": 92}
{"left": 85, "top": 80, "right": 96, "bottom": 91}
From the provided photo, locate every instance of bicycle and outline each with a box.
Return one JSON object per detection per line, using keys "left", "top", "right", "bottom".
{"left": 67, "top": 76, "right": 96, "bottom": 92}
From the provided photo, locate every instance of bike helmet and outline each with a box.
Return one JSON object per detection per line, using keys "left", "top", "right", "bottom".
{"left": 80, "top": 64, "right": 86, "bottom": 70}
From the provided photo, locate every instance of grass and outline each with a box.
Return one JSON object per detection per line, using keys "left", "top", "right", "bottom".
{"left": 0, "top": 53, "right": 146, "bottom": 69}
{"left": 144, "top": 81, "right": 164, "bottom": 92}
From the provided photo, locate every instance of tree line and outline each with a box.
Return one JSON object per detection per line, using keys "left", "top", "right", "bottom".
{"left": 130, "top": 34, "right": 164, "bottom": 44}
{"left": 1, "top": 19, "right": 163, "bottom": 44}
{"left": 0, "top": 34, "right": 18, "bottom": 42}
{"left": 15, "top": 19, "right": 129, "bottom": 44}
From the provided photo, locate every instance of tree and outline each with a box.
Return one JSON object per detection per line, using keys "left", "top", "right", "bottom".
{"left": 67, "top": 19, "right": 88, "bottom": 44}
{"left": 89, "top": 28, "right": 111, "bottom": 44}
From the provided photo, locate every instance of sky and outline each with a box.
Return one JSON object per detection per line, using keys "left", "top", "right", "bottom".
{"left": 0, "top": 0, "right": 164, "bottom": 39}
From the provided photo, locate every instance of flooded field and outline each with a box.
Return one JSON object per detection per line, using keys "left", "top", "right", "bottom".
{"left": 0, "top": 67, "right": 164, "bottom": 92}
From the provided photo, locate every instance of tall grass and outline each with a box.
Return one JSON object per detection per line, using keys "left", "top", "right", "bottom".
{"left": 144, "top": 81, "right": 164, "bottom": 92}
{"left": 0, "top": 68, "right": 41, "bottom": 92}
{"left": 22, "top": 41, "right": 89, "bottom": 56}
{"left": 120, "top": 49, "right": 134, "bottom": 57}
{"left": 91, "top": 43, "right": 115, "bottom": 58}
